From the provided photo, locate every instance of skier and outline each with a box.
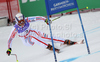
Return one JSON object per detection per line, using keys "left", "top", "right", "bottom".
{"left": 6, "top": 13, "right": 84, "bottom": 56}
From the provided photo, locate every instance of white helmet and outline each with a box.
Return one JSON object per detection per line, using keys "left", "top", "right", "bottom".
{"left": 15, "top": 13, "right": 25, "bottom": 24}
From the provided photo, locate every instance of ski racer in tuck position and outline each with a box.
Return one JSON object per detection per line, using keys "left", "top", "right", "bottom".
{"left": 6, "top": 13, "right": 84, "bottom": 56}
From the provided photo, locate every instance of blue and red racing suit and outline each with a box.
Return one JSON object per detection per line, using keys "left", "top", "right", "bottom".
{"left": 8, "top": 16, "right": 65, "bottom": 49}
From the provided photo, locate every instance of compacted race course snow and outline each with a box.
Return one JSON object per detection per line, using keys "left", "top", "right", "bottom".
{"left": 0, "top": 11, "right": 100, "bottom": 62}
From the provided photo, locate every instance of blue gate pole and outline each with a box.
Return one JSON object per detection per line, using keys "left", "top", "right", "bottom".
{"left": 75, "top": 0, "right": 90, "bottom": 54}
{"left": 47, "top": 15, "right": 57, "bottom": 62}
{"left": 45, "top": 0, "right": 57, "bottom": 61}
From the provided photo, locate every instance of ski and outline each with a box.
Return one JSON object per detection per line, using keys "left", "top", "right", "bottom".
{"left": 57, "top": 40, "right": 84, "bottom": 53}
{"left": 76, "top": 39, "right": 84, "bottom": 44}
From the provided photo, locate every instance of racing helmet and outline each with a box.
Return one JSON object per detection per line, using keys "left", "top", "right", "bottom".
{"left": 15, "top": 13, "right": 25, "bottom": 24}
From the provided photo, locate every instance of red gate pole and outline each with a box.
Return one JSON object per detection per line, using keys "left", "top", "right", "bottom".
{"left": 8, "top": 0, "right": 13, "bottom": 22}
{"left": 17, "top": 0, "right": 20, "bottom": 12}
{"left": 6, "top": 0, "right": 11, "bottom": 21}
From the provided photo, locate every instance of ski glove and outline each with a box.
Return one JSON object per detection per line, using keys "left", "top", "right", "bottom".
{"left": 6, "top": 48, "right": 12, "bottom": 56}
{"left": 45, "top": 19, "right": 52, "bottom": 25}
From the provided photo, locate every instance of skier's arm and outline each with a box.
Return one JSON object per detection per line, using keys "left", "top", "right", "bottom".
{"left": 25, "top": 16, "right": 51, "bottom": 25}
{"left": 8, "top": 27, "right": 18, "bottom": 49}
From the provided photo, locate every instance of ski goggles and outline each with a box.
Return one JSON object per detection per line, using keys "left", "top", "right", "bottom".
{"left": 18, "top": 19, "right": 25, "bottom": 25}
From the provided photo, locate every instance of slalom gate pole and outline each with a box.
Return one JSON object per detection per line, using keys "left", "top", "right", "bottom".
{"left": 75, "top": 0, "right": 90, "bottom": 54}
{"left": 77, "top": 8, "right": 90, "bottom": 54}
{"left": 45, "top": 0, "right": 57, "bottom": 61}
{"left": 8, "top": 0, "right": 13, "bottom": 22}
{"left": 17, "top": 0, "right": 20, "bottom": 12}
{"left": 47, "top": 15, "right": 57, "bottom": 62}
{"left": 6, "top": 0, "right": 11, "bottom": 21}
{"left": 11, "top": 54, "right": 18, "bottom": 62}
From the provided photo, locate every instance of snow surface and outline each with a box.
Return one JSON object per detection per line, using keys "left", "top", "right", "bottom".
{"left": 0, "top": 11, "right": 100, "bottom": 62}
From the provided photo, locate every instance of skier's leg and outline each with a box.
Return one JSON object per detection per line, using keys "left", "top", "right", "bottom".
{"left": 40, "top": 33, "right": 78, "bottom": 45}
{"left": 30, "top": 29, "right": 83, "bottom": 47}
{"left": 30, "top": 29, "right": 65, "bottom": 44}
{"left": 40, "top": 33, "right": 84, "bottom": 45}
{"left": 41, "top": 36, "right": 84, "bottom": 45}
{"left": 29, "top": 36, "right": 60, "bottom": 52}
{"left": 41, "top": 35, "right": 65, "bottom": 43}
{"left": 20, "top": 37, "right": 34, "bottom": 46}
{"left": 29, "top": 36, "right": 48, "bottom": 48}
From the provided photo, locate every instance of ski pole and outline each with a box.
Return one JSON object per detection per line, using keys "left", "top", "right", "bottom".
{"left": 11, "top": 54, "right": 18, "bottom": 62}
{"left": 65, "top": 6, "right": 88, "bottom": 15}
{"left": 52, "top": 7, "right": 88, "bottom": 21}
{"left": 52, "top": 17, "right": 60, "bottom": 21}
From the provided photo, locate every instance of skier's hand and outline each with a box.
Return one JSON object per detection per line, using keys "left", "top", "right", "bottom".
{"left": 6, "top": 48, "right": 12, "bottom": 56}
{"left": 45, "top": 19, "right": 52, "bottom": 25}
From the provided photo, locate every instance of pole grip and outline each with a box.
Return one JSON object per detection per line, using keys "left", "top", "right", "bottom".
{"left": 16, "top": 60, "right": 18, "bottom": 62}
